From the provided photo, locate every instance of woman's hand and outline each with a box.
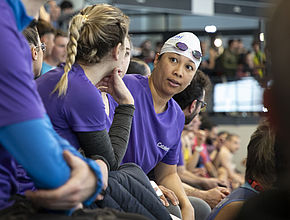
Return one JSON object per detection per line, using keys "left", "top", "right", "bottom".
{"left": 97, "top": 68, "right": 134, "bottom": 105}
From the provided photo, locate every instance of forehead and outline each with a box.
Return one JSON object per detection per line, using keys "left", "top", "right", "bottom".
{"left": 124, "top": 37, "right": 131, "bottom": 50}
{"left": 55, "top": 36, "right": 68, "bottom": 43}
{"left": 232, "top": 136, "right": 240, "bottom": 142}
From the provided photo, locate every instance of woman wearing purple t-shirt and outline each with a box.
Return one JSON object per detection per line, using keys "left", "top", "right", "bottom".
{"left": 37, "top": 4, "right": 135, "bottom": 171}
{"left": 0, "top": 0, "right": 106, "bottom": 214}
{"left": 37, "top": 4, "right": 171, "bottom": 219}
{"left": 122, "top": 32, "right": 203, "bottom": 220}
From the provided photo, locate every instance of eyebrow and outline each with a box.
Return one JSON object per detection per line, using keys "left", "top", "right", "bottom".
{"left": 173, "top": 53, "right": 195, "bottom": 64}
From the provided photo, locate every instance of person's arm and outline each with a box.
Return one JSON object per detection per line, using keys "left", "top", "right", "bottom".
{"left": 0, "top": 116, "right": 103, "bottom": 207}
{"left": 185, "top": 148, "right": 202, "bottom": 172}
{"left": 76, "top": 104, "right": 135, "bottom": 171}
{"left": 0, "top": 4, "right": 101, "bottom": 210}
{"left": 183, "top": 183, "right": 229, "bottom": 209}
{"left": 210, "top": 149, "right": 217, "bottom": 162}
{"left": 177, "top": 165, "right": 224, "bottom": 190}
{"left": 155, "top": 162, "right": 195, "bottom": 220}
{"left": 204, "top": 161, "right": 218, "bottom": 178}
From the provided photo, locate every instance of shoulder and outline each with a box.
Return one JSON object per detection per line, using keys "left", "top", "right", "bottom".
{"left": 215, "top": 201, "right": 244, "bottom": 220}
{"left": 169, "top": 98, "right": 185, "bottom": 129}
{"left": 123, "top": 74, "right": 148, "bottom": 89}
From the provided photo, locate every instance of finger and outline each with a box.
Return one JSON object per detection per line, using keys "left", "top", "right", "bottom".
{"left": 97, "top": 81, "right": 109, "bottom": 88}
{"left": 63, "top": 150, "right": 82, "bottom": 169}
{"left": 95, "top": 194, "right": 104, "bottom": 201}
{"left": 221, "top": 188, "right": 230, "bottom": 195}
{"left": 98, "top": 87, "right": 109, "bottom": 93}
{"left": 220, "top": 193, "right": 227, "bottom": 199}
{"left": 164, "top": 192, "right": 178, "bottom": 205}
{"left": 159, "top": 195, "right": 169, "bottom": 206}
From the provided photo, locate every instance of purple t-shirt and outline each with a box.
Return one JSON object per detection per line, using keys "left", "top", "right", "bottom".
{"left": 122, "top": 74, "right": 185, "bottom": 174}
{"left": 36, "top": 63, "right": 106, "bottom": 149}
{"left": 0, "top": 1, "right": 44, "bottom": 209}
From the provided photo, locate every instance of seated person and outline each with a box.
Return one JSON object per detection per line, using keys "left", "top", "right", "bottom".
{"left": 210, "top": 131, "right": 229, "bottom": 162}
{"left": 200, "top": 117, "right": 218, "bottom": 155}
{"left": 36, "top": 19, "right": 56, "bottom": 75}
{"left": 22, "top": 25, "right": 45, "bottom": 79}
{"left": 36, "top": 5, "right": 170, "bottom": 219}
{"left": 0, "top": 0, "right": 105, "bottom": 215}
{"left": 37, "top": 4, "right": 134, "bottom": 172}
{"left": 122, "top": 32, "right": 203, "bottom": 219}
{"left": 190, "top": 129, "right": 219, "bottom": 179}
{"left": 236, "top": 2, "right": 290, "bottom": 219}
{"left": 208, "top": 120, "right": 276, "bottom": 220}
{"left": 174, "top": 70, "right": 230, "bottom": 209}
{"left": 127, "top": 57, "right": 151, "bottom": 76}
{"left": 213, "top": 134, "right": 244, "bottom": 187}
{"left": 44, "top": 29, "right": 68, "bottom": 70}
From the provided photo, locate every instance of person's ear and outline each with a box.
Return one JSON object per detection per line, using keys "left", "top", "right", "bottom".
{"left": 189, "top": 100, "right": 197, "bottom": 113}
{"left": 31, "top": 47, "right": 38, "bottom": 61}
{"left": 112, "top": 43, "right": 122, "bottom": 60}
{"left": 153, "top": 53, "right": 160, "bottom": 67}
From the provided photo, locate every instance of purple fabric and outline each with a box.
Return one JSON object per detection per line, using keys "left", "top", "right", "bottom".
{"left": 0, "top": 152, "right": 36, "bottom": 210}
{"left": 0, "top": 3, "right": 45, "bottom": 127}
{"left": 121, "top": 74, "right": 184, "bottom": 174}
{"left": 36, "top": 63, "right": 106, "bottom": 149}
{"left": 0, "top": 1, "right": 44, "bottom": 209}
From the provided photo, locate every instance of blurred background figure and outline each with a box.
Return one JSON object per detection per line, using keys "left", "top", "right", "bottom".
{"left": 36, "top": 19, "right": 55, "bottom": 75}
{"left": 126, "top": 58, "right": 151, "bottom": 76}
{"left": 43, "top": 29, "right": 68, "bottom": 73}
{"left": 22, "top": 25, "right": 45, "bottom": 79}
{"left": 46, "top": 1, "right": 61, "bottom": 29}
{"left": 208, "top": 120, "right": 276, "bottom": 220}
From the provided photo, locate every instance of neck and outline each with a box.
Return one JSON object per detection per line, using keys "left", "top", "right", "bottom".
{"left": 223, "top": 145, "right": 232, "bottom": 154}
{"left": 78, "top": 61, "right": 112, "bottom": 86}
{"left": 101, "top": 92, "right": 110, "bottom": 116}
{"left": 45, "top": 56, "right": 59, "bottom": 67}
{"left": 21, "top": 0, "right": 46, "bottom": 17}
{"left": 148, "top": 75, "right": 171, "bottom": 114}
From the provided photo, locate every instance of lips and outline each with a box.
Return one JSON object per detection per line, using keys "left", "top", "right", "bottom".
{"left": 168, "top": 78, "right": 181, "bottom": 87}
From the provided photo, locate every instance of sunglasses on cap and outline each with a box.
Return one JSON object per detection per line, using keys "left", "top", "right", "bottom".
{"left": 175, "top": 42, "right": 202, "bottom": 60}
{"left": 197, "top": 99, "right": 207, "bottom": 112}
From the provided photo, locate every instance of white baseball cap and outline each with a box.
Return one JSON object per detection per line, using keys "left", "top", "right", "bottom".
{"left": 160, "top": 32, "right": 202, "bottom": 69}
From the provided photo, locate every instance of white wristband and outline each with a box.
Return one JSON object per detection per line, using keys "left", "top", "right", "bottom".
{"left": 195, "top": 146, "right": 203, "bottom": 152}
{"left": 150, "top": 181, "right": 163, "bottom": 197}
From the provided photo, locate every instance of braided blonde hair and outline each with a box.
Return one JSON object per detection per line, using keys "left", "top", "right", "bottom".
{"left": 52, "top": 4, "right": 129, "bottom": 96}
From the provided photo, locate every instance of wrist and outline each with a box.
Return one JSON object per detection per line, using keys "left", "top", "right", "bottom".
{"left": 118, "top": 97, "right": 134, "bottom": 105}
{"left": 181, "top": 200, "right": 194, "bottom": 212}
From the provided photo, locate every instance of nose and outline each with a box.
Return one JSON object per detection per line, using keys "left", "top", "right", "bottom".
{"left": 173, "top": 64, "right": 183, "bottom": 78}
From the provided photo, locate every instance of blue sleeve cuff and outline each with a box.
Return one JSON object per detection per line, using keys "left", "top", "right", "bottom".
{"left": 82, "top": 158, "right": 103, "bottom": 205}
